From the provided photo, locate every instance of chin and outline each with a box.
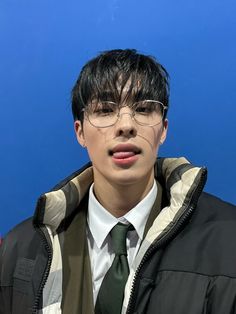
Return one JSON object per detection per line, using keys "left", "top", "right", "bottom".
{"left": 111, "top": 170, "right": 151, "bottom": 187}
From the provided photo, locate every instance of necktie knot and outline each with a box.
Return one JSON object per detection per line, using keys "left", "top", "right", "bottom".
{"left": 110, "top": 223, "right": 131, "bottom": 255}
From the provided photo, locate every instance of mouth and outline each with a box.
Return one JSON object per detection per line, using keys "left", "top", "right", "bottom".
{"left": 108, "top": 144, "right": 141, "bottom": 162}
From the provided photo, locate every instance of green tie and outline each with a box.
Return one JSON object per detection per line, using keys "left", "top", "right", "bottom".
{"left": 95, "top": 223, "right": 131, "bottom": 314}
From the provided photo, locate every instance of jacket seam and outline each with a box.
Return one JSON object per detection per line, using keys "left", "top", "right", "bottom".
{"left": 152, "top": 269, "right": 236, "bottom": 279}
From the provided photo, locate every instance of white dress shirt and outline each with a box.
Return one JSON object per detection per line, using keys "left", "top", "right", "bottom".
{"left": 87, "top": 181, "right": 158, "bottom": 303}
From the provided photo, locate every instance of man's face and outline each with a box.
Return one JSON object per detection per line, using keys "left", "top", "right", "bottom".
{"left": 74, "top": 101, "right": 168, "bottom": 189}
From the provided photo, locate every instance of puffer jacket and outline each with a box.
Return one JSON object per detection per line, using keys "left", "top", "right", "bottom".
{"left": 1, "top": 157, "right": 236, "bottom": 314}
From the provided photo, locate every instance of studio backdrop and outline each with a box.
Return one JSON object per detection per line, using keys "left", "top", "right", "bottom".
{"left": 0, "top": 0, "right": 236, "bottom": 236}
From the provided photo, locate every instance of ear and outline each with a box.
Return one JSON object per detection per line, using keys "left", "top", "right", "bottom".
{"left": 74, "top": 120, "right": 86, "bottom": 147}
{"left": 160, "top": 119, "right": 168, "bottom": 145}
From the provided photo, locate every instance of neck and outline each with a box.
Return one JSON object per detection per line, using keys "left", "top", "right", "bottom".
{"left": 93, "top": 172, "right": 154, "bottom": 217}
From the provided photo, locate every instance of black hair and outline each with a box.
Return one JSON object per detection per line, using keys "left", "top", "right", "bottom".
{"left": 71, "top": 49, "right": 170, "bottom": 121}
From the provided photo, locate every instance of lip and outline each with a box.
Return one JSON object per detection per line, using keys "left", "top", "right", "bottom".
{"left": 109, "top": 143, "right": 142, "bottom": 156}
{"left": 109, "top": 143, "right": 141, "bottom": 167}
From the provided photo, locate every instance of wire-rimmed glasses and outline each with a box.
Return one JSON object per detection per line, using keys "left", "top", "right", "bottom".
{"left": 82, "top": 100, "right": 167, "bottom": 128}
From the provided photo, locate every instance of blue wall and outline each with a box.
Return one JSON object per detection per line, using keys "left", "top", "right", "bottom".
{"left": 1, "top": 0, "right": 236, "bottom": 236}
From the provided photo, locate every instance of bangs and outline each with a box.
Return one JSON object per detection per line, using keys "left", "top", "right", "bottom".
{"left": 72, "top": 49, "right": 169, "bottom": 120}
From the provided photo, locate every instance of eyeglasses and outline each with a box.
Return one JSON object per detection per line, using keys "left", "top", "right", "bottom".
{"left": 82, "top": 100, "right": 167, "bottom": 128}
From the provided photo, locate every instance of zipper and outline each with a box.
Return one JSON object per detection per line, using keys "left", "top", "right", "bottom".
{"left": 31, "top": 225, "right": 53, "bottom": 314}
{"left": 126, "top": 168, "right": 207, "bottom": 314}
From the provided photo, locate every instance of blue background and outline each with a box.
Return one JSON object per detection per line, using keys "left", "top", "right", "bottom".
{"left": 0, "top": 0, "right": 235, "bottom": 236}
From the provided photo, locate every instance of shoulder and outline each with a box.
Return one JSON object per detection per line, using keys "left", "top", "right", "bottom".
{"left": 196, "top": 191, "right": 236, "bottom": 221}
{"left": 199, "top": 191, "right": 236, "bottom": 209}
{"left": 0, "top": 217, "right": 43, "bottom": 266}
{"left": 2, "top": 217, "right": 36, "bottom": 246}
{"left": 165, "top": 192, "right": 236, "bottom": 276}
{"left": 189, "top": 192, "right": 236, "bottom": 271}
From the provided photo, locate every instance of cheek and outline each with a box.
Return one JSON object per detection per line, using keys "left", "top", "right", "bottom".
{"left": 155, "top": 128, "right": 164, "bottom": 147}
{"left": 83, "top": 127, "right": 107, "bottom": 159}
{"left": 83, "top": 123, "right": 99, "bottom": 143}
{"left": 137, "top": 127, "right": 163, "bottom": 153}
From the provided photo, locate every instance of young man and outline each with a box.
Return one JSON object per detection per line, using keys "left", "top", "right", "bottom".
{"left": 1, "top": 49, "right": 236, "bottom": 314}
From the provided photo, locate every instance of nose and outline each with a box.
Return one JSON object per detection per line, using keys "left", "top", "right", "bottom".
{"left": 115, "top": 107, "right": 137, "bottom": 137}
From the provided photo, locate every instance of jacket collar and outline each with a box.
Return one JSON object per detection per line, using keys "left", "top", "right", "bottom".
{"left": 33, "top": 157, "right": 207, "bottom": 234}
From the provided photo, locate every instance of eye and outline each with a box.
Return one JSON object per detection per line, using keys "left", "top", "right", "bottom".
{"left": 134, "top": 101, "right": 156, "bottom": 114}
{"left": 92, "top": 101, "right": 117, "bottom": 116}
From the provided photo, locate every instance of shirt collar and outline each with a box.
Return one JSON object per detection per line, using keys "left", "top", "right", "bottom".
{"left": 87, "top": 181, "right": 157, "bottom": 249}
{"left": 123, "top": 181, "right": 157, "bottom": 239}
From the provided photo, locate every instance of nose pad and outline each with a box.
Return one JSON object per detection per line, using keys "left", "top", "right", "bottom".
{"left": 115, "top": 111, "right": 137, "bottom": 137}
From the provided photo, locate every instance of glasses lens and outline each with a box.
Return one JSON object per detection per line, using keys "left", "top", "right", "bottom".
{"left": 132, "top": 100, "right": 163, "bottom": 126}
{"left": 85, "top": 100, "right": 164, "bottom": 128}
{"left": 87, "top": 101, "right": 118, "bottom": 127}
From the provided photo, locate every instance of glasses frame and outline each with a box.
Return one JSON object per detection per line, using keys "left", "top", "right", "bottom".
{"left": 82, "top": 99, "right": 168, "bottom": 128}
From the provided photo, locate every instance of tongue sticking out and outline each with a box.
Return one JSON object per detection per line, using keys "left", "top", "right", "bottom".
{"left": 113, "top": 152, "right": 136, "bottom": 159}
